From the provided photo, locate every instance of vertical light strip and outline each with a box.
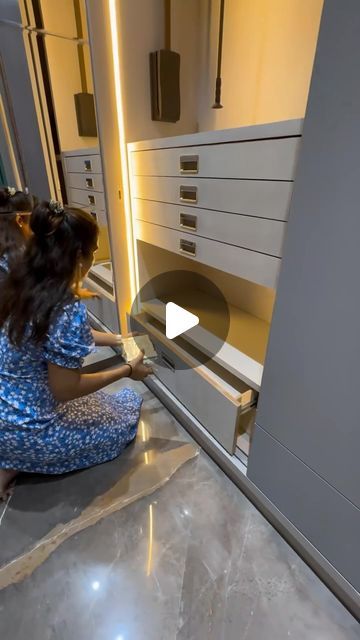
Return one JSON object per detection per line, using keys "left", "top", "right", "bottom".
{"left": 108, "top": 0, "right": 138, "bottom": 301}
{"left": 146, "top": 504, "right": 154, "bottom": 576}
{"left": 140, "top": 419, "right": 149, "bottom": 465}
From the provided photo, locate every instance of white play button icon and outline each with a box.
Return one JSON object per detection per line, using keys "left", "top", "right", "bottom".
{"left": 165, "top": 302, "right": 199, "bottom": 340}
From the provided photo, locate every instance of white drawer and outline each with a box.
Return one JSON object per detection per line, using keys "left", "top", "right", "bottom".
{"left": 68, "top": 187, "right": 106, "bottom": 211}
{"left": 133, "top": 199, "right": 286, "bottom": 257}
{"left": 131, "top": 137, "right": 300, "bottom": 180}
{"left": 136, "top": 220, "right": 280, "bottom": 289}
{"left": 64, "top": 154, "right": 102, "bottom": 174}
{"left": 67, "top": 172, "right": 104, "bottom": 193}
{"left": 133, "top": 176, "right": 293, "bottom": 221}
{"left": 132, "top": 313, "right": 256, "bottom": 454}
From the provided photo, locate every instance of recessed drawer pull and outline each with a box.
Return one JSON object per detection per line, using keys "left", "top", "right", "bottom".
{"left": 179, "top": 155, "right": 199, "bottom": 174}
{"left": 88, "top": 195, "right": 96, "bottom": 205}
{"left": 179, "top": 238, "right": 196, "bottom": 256}
{"left": 179, "top": 212, "right": 197, "bottom": 231}
{"left": 160, "top": 352, "right": 175, "bottom": 371}
{"left": 90, "top": 211, "right": 97, "bottom": 220}
{"left": 179, "top": 185, "right": 198, "bottom": 203}
{"left": 85, "top": 178, "right": 94, "bottom": 189}
{"left": 84, "top": 160, "right": 92, "bottom": 172}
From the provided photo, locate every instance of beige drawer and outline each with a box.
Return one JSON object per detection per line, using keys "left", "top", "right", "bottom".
{"left": 133, "top": 199, "right": 286, "bottom": 257}
{"left": 68, "top": 187, "right": 106, "bottom": 211}
{"left": 131, "top": 137, "right": 300, "bottom": 180}
{"left": 136, "top": 220, "right": 281, "bottom": 289}
{"left": 133, "top": 176, "right": 293, "bottom": 221}
{"left": 64, "top": 154, "right": 102, "bottom": 174}
{"left": 132, "top": 313, "right": 256, "bottom": 454}
{"left": 68, "top": 172, "right": 104, "bottom": 193}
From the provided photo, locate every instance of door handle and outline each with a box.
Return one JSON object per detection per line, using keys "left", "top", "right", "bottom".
{"left": 179, "top": 238, "right": 196, "bottom": 256}
{"left": 179, "top": 185, "right": 198, "bottom": 204}
{"left": 179, "top": 155, "right": 199, "bottom": 174}
{"left": 179, "top": 212, "right": 197, "bottom": 231}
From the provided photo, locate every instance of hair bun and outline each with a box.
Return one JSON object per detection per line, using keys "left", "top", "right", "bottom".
{"left": 31, "top": 200, "right": 66, "bottom": 239}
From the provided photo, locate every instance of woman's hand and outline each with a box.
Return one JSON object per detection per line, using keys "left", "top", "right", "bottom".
{"left": 106, "top": 331, "right": 141, "bottom": 348}
{"left": 73, "top": 286, "right": 99, "bottom": 299}
{"left": 128, "top": 351, "right": 153, "bottom": 381}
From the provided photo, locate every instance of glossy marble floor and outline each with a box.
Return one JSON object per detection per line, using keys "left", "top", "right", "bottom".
{"left": 0, "top": 349, "right": 359, "bottom": 639}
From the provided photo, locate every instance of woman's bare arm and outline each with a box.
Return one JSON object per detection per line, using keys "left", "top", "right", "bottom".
{"left": 47, "top": 352, "right": 152, "bottom": 402}
{"left": 91, "top": 329, "right": 122, "bottom": 348}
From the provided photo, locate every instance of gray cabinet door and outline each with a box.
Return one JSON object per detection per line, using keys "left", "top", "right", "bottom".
{"left": 251, "top": 0, "right": 360, "bottom": 511}
{"left": 248, "top": 0, "right": 360, "bottom": 608}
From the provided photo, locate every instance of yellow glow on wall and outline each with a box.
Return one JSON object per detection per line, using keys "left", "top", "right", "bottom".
{"left": 108, "top": 0, "right": 138, "bottom": 302}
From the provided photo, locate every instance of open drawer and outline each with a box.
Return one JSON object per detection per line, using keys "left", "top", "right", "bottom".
{"left": 131, "top": 313, "right": 257, "bottom": 454}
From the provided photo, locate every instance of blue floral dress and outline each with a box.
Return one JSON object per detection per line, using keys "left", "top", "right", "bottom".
{"left": 0, "top": 292, "right": 142, "bottom": 474}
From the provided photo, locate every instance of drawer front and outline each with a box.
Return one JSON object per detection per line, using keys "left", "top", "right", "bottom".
{"left": 68, "top": 172, "right": 104, "bottom": 193}
{"left": 131, "top": 137, "right": 300, "bottom": 180}
{"left": 136, "top": 220, "right": 281, "bottom": 289}
{"left": 133, "top": 176, "right": 293, "bottom": 221}
{"left": 131, "top": 315, "right": 242, "bottom": 454}
{"left": 68, "top": 187, "right": 106, "bottom": 211}
{"left": 80, "top": 207, "right": 108, "bottom": 227}
{"left": 133, "top": 199, "right": 286, "bottom": 257}
{"left": 84, "top": 279, "right": 119, "bottom": 333}
{"left": 64, "top": 154, "right": 102, "bottom": 174}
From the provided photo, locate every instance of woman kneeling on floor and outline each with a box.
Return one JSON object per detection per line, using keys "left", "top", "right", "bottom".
{"left": 0, "top": 200, "right": 152, "bottom": 499}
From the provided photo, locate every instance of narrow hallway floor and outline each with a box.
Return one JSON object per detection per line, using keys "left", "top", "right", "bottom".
{"left": 0, "top": 355, "right": 358, "bottom": 639}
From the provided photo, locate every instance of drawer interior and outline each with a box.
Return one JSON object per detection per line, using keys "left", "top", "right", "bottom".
{"left": 133, "top": 312, "right": 257, "bottom": 407}
{"left": 132, "top": 312, "right": 258, "bottom": 454}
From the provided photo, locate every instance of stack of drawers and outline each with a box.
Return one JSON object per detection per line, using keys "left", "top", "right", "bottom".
{"left": 62, "top": 148, "right": 119, "bottom": 333}
{"left": 129, "top": 120, "right": 302, "bottom": 290}
{"left": 62, "top": 147, "right": 106, "bottom": 228}
{"left": 127, "top": 121, "right": 303, "bottom": 455}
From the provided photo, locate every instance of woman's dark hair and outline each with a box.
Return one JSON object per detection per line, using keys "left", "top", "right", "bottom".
{"left": 0, "top": 187, "right": 35, "bottom": 263}
{"left": 0, "top": 200, "right": 98, "bottom": 346}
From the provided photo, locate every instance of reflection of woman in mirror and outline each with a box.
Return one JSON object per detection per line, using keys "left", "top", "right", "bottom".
{"left": 0, "top": 187, "right": 34, "bottom": 284}
{"left": 0, "top": 200, "right": 152, "bottom": 499}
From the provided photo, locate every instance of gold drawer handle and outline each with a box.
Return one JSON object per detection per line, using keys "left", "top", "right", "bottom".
{"left": 179, "top": 212, "right": 197, "bottom": 231}
{"left": 180, "top": 155, "right": 199, "bottom": 174}
{"left": 179, "top": 185, "right": 197, "bottom": 204}
{"left": 179, "top": 238, "right": 196, "bottom": 256}
{"left": 88, "top": 195, "right": 96, "bottom": 205}
{"left": 84, "top": 160, "right": 92, "bottom": 171}
{"left": 85, "top": 178, "right": 94, "bottom": 189}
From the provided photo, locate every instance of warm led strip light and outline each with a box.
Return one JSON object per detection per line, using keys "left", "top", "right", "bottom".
{"left": 146, "top": 504, "right": 154, "bottom": 576}
{"left": 108, "top": 0, "right": 139, "bottom": 302}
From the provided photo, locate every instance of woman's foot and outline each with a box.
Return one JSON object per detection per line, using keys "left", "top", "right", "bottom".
{"left": 0, "top": 469, "right": 18, "bottom": 501}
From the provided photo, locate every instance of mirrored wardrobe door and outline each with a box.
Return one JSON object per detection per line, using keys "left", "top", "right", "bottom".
{"left": 17, "top": 0, "right": 119, "bottom": 332}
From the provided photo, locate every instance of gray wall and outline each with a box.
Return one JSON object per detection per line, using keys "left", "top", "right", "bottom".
{"left": 0, "top": 1, "right": 51, "bottom": 199}
{"left": 248, "top": 0, "right": 360, "bottom": 611}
